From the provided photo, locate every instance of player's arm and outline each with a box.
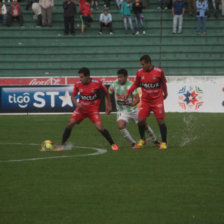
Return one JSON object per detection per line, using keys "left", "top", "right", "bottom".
{"left": 126, "top": 93, "right": 140, "bottom": 106}
{"left": 161, "top": 71, "right": 168, "bottom": 100}
{"left": 124, "top": 73, "right": 141, "bottom": 100}
{"left": 71, "top": 95, "right": 82, "bottom": 109}
{"left": 104, "top": 92, "right": 112, "bottom": 115}
{"left": 71, "top": 85, "right": 83, "bottom": 109}
{"left": 101, "top": 83, "right": 112, "bottom": 115}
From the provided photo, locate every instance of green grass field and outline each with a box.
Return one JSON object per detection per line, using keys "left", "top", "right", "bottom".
{"left": 0, "top": 113, "right": 224, "bottom": 224}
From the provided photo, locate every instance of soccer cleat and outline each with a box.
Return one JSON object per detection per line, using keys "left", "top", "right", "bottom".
{"left": 134, "top": 139, "right": 147, "bottom": 148}
{"left": 132, "top": 143, "right": 139, "bottom": 149}
{"left": 55, "top": 145, "right": 64, "bottom": 151}
{"left": 160, "top": 142, "right": 167, "bottom": 149}
{"left": 111, "top": 144, "right": 119, "bottom": 151}
{"left": 154, "top": 140, "right": 161, "bottom": 148}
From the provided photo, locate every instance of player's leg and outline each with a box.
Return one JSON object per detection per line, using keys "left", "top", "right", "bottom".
{"left": 61, "top": 118, "right": 77, "bottom": 145}
{"left": 133, "top": 109, "right": 159, "bottom": 147}
{"left": 55, "top": 118, "right": 78, "bottom": 151}
{"left": 89, "top": 111, "right": 118, "bottom": 150}
{"left": 95, "top": 122, "right": 118, "bottom": 150}
{"left": 117, "top": 119, "right": 136, "bottom": 147}
{"left": 157, "top": 117, "right": 167, "bottom": 141}
{"left": 153, "top": 103, "right": 167, "bottom": 149}
{"left": 56, "top": 109, "right": 84, "bottom": 151}
{"left": 145, "top": 124, "right": 160, "bottom": 147}
{"left": 135, "top": 102, "right": 150, "bottom": 148}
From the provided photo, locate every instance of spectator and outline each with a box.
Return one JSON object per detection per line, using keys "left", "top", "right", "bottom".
{"left": 222, "top": 0, "right": 224, "bottom": 17}
{"left": 7, "top": 0, "right": 23, "bottom": 26}
{"left": 207, "top": 0, "right": 218, "bottom": 18}
{"left": 0, "top": 0, "right": 7, "bottom": 25}
{"left": 172, "top": 0, "right": 185, "bottom": 34}
{"left": 104, "top": 0, "right": 111, "bottom": 8}
{"left": 39, "top": 0, "right": 54, "bottom": 26}
{"left": 196, "top": 0, "right": 208, "bottom": 35}
{"left": 187, "top": 0, "right": 196, "bottom": 16}
{"left": 32, "top": 2, "right": 42, "bottom": 26}
{"left": 63, "top": 0, "right": 76, "bottom": 35}
{"left": 133, "top": 0, "right": 145, "bottom": 35}
{"left": 26, "top": 0, "right": 42, "bottom": 26}
{"left": 116, "top": 0, "right": 123, "bottom": 9}
{"left": 91, "top": 0, "right": 98, "bottom": 10}
{"left": 78, "top": 0, "right": 86, "bottom": 13}
{"left": 80, "top": 0, "right": 93, "bottom": 33}
{"left": 99, "top": 7, "right": 113, "bottom": 34}
{"left": 120, "top": 0, "right": 135, "bottom": 34}
{"left": 158, "top": 0, "right": 168, "bottom": 10}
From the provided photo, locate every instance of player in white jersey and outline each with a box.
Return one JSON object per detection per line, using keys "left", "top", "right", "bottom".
{"left": 109, "top": 68, "right": 160, "bottom": 148}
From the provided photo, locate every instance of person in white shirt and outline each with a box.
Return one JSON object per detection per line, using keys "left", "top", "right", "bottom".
{"left": 39, "top": 0, "right": 54, "bottom": 26}
{"left": 32, "top": 2, "right": 42, "bottom": 26}
{"left": 0, "top": 0, "right": 7, "bottom": 25}
{"left": 99, "top": 8, "right": 113, "bottom": 35}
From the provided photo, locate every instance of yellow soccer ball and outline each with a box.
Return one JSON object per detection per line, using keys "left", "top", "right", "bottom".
{"left": 41, "top": 140, "right": 54, "bottom": 151}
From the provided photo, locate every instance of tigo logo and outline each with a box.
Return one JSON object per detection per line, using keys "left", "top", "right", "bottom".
{"left": 1, "top": 86, "right": 74, "bottom": 113}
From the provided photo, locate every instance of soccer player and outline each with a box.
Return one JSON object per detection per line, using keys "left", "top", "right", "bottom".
{"left": 56, "top": 67, "right": 118, "bottom": 151}
{"left": 109, "top": 68, "right": 160, "bottom": 148}
{"left": 124, "top": 55, "right": 168, "bottom": 149}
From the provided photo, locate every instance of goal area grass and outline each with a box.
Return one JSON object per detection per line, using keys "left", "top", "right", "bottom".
{"left": 0, "top": 113, "right": 224, "bottom": 224}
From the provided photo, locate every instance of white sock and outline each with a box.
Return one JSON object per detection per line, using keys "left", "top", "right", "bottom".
{"left": 146, "top": 125, "right": 157, "bottom": 142}
{"left": 120, "top": 128, "right": 136, "bottom": 145}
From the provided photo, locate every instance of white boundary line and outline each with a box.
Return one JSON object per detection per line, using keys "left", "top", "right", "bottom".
{"left": 0, "top": 143, "right": 107, "bottom": 163}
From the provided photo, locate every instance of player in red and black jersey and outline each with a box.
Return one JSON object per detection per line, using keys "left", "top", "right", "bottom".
{"left": 125, "top": 55, "right": 168, "bottom": 149}
{"left": 56, "top": 67, "right": 118, "bottom": 151}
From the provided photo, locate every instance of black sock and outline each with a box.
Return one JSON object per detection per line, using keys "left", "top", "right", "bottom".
{"left": 62, "top": 127, "right": 72, "bottom": 145}
{"left": 101, "top": 129, "right": 114, "bottom": 145}
{"left": 138, "top": 124, "right": 145, "bottom": 140}
{"left": 159, "top": 123, "right": 167, "bottom": 143}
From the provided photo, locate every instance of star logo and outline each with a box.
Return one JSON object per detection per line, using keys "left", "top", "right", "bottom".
{"left": 59, "top": 91, "right": 73, "bottom": 107}
{"left": 178, "top": 86, "right": 204, "bottom": 110}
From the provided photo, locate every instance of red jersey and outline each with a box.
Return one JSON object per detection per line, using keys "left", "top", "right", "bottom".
{"left": 81, "top": 2, "right": 92, "bottom": 16}
{"left": 72, "top": 79, "right": 108, "bottom": 110}
{"left": 127, "top": 66, "right": 167, "bottom": 104}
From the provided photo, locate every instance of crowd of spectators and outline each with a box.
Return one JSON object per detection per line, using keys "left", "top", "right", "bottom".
{"left": 0, "top": 0, "right": 223, "bottom": 35}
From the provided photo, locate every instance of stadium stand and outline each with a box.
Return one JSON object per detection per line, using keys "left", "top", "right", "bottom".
{"left": 0, "top": 0, "right": 224, "bottom": 77}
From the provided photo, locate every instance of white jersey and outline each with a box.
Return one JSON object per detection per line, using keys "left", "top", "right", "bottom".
{"left": 109, "top": 80, "right": 138, "bottom": 113}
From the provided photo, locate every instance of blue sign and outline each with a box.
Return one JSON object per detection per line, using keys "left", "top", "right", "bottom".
{"left": 0, "top": 86, "right": 75, "bottom": 113}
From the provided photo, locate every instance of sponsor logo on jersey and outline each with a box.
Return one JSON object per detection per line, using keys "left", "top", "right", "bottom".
{"left": 79, "top": 93, "right": 98, "bottom": 101}
{"left": 140, "top": 82, "right": 160, "bottom": 89}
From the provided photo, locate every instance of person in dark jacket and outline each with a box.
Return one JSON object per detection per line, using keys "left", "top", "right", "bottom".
{"left": 63, "top": 0, "right": 76, "bottom": 34}
{"left": 133, "top": 0, "right": 145, "bottom": 34}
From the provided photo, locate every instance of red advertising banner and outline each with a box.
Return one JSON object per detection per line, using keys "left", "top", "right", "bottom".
{"left": 0, "top": 77, "right": 136, "bottom": 86}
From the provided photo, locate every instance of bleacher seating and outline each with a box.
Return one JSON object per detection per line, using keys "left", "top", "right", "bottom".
{"left": 0, "top": 0, "right": 224, "bottom": 77}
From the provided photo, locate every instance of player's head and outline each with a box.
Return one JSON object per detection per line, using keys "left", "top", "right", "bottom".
{"left": 140, "top": 55, "right": 152, "bottom": 72}
{"left": 117, "top": 68, "right": 128, "bottom": 85}
{"left": 78, "top": 67, "right": 91, "bottom": 84}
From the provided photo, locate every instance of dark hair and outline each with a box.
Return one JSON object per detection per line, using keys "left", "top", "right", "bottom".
{"left": 117, "top": 68, "right": 128, "bottom": 77}
{"left": 140, "top": 55, "right": 151, "bottom": 63}
{"left": 78, "top": 67, "right": 90, "bottom": 76}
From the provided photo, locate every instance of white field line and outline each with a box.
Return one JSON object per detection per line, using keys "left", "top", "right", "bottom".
{"left": 0, "top": 143, "right": 107, "bottom": 163}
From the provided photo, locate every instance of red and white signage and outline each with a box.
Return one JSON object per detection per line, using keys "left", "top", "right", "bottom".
{"left": 0, "top": 76, "right": 135, "bottom": 86}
